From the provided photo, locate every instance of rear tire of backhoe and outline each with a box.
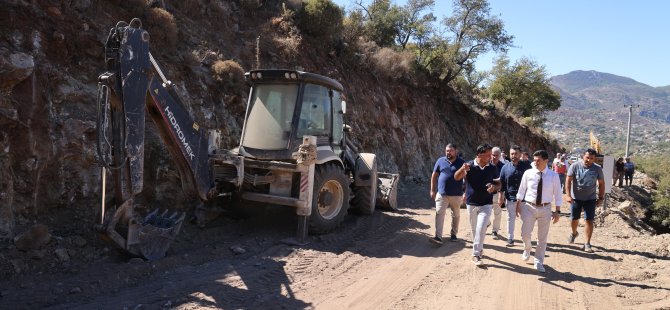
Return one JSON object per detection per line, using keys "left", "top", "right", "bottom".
{"left": 351, "top": 160, "right": 378, "bottom": 215}
{"left": 309, "top": 163, "right": 350, "bottom": 234}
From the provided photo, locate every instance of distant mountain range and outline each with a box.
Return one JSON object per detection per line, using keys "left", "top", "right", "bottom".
{"left": 544, "top": 70, "right": 670, "bottom": 157}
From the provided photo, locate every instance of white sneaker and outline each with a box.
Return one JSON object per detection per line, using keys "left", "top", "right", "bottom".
{"left": 521, "top": 250, "right": 531, "bottom": 262}
{"left": 535, "top": 262, "right": 546, "bottom": 273}
{"left": 472, "top": 256, "right": 484, "bottom": 266}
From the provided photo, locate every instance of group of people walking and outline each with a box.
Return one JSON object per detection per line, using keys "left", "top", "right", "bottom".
{"left": 429, "top": 144, "right": 605, "bottom": 273}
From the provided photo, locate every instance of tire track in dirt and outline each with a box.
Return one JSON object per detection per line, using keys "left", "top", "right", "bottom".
{"left": 282, "top": 209, "right": 423, "bottom": 298}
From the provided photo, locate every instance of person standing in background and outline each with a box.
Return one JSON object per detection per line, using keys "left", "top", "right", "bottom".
{"left": 552, "top": 154, "right": 568, "bottom": 190}
{"left": 623, "top": 157, "right": 635, "bottom": 186}
{"left": 498, "top": 145, "right": 532, "bottom": 247}
{"left": 614, "top": 157, "right": 624, "bottom": 187}
{"left": 489, "top": 146, "right": 505, "bottom": 240}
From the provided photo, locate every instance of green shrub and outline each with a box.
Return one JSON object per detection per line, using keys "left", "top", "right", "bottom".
{"left": 638, "top": 156, "right": 670, "bottom": 231}
{"left": 296, "top": 0, "right": 343, "bottom": 38}
{"left": 341, "top": 10, "right": 365, "bottom": 44}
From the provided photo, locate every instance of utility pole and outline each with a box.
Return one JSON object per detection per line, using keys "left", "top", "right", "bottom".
{"left": 624, "top": 104, "right": 639, "bottom": 158}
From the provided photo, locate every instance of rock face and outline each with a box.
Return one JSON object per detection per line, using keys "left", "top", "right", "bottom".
{"left": 0, "top": 52, "right": 34, "bottom": 90}
{"left": 0, "top": 2, "right": 559, "bottom": 239}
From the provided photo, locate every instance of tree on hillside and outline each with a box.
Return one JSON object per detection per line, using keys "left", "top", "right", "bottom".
{"left": 297, "top": 0, "right": 344, "bottom": 38}
{"left": 353, "top": 0, "right": 402, "bottom": 47}
{"left": 395, "top": 0, "right": 436, "bottom": 50}
{"left": 488, "top": 55, "right": 561, "bottom": 125}
{"left": 353, "top": 0, "right": 435, "bottom": 50}
{"left": 411, "top": 0, "right": 512, "bottom": 85}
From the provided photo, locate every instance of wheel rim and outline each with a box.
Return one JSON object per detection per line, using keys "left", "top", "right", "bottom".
{"left": 317, "top": 180, "right": 344, "bottom": 220}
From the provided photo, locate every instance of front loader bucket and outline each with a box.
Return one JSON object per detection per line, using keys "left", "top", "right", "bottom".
{"left": 376, "top": 172, "right": 400, "bottom": 210}
{"left": 97, "top": 199, "right": 185, "bottom": 260}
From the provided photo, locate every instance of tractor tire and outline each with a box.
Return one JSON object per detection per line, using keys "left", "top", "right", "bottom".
{"left": 309, "top": 163, "right": 350, "bottom": 234}
{"left": 351, "top": 159, "right": 378, "bottom": 215}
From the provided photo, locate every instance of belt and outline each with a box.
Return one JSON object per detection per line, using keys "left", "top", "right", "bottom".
{"left": 523, "top": 201, "right": 551, "bottom": 207}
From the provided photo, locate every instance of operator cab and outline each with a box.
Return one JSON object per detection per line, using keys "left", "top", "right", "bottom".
{"left": 240, "top": 70, "right": 346, "bottom": 161}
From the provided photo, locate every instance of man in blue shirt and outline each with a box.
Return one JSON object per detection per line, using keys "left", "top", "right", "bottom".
{"left": 455, "top": 144, "right": 500, "bottom": 266}
{"left": 429, "top": 144, "right": 465, "bottom": 245}
{"left": 498, "top": 145, "right": 532, "bottom": 247}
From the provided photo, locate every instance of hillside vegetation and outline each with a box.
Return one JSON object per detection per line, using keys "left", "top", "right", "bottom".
{"left": 637, "top": 156, "right": 670, "bottom": 232}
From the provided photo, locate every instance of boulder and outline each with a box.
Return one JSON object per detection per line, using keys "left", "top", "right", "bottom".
{"left": 617, "top": 201, "right": 633, "bottom": 216}
{"left": 642, "top": 177, "right": 657, "bottom": 190}
{"left": 0, "top": 52, "right": 34, "bottom": 91}
{"left": 13, "top": 224, "right": 51, "bottom": 251}
{"left": 54, "top": 248, "right": 70, "bottom": 262}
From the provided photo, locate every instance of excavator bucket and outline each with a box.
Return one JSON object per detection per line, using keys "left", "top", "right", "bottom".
{"left": 97, "top": 199, "right": 185, "bottom": 260}
{"left": 376, "top": 172, "right": 400, "bottom": 210}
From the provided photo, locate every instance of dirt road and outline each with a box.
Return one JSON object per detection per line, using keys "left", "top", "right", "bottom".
{"left": 1, "top": 182, "right": 669, "bottom": 309}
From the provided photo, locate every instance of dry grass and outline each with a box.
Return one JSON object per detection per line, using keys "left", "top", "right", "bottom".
{"left": 369, "top": 47, "right": 415, "bottom": 80}
{"left": 211, "top": 60, "right": 245, "bottom": 88}
{"left": 270, "top": 16, "right": 302, "bottom": 60}
{"left": 145, "top": 8, "right": 178, "bottom": 52}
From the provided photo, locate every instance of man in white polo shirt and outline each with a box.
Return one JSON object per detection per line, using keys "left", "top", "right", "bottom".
{"left": 516, "top": 150, "right": 562, "bottom": 273}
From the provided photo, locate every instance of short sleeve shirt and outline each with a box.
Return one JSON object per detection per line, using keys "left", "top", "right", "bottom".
{"left": 433, "top": 156, "right": 465, "bottom": 196}
{"left": 567, "top": 161, "right": 604, "bottom": 200}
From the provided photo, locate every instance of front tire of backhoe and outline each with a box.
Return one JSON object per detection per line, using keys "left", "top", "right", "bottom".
{"left": 351, "top": 160, "right": 378, "bottom": 215}
{"left": 309, "top": 163, "right": 350, "bottom": 234}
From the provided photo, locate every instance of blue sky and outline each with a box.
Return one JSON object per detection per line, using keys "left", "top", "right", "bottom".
{"left": 333, "top": 0, "right": 670, "bottom": 87}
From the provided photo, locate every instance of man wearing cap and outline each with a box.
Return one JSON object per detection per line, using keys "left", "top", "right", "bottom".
{"left": 516, "top": 150, "right": 562, "bottom": 273}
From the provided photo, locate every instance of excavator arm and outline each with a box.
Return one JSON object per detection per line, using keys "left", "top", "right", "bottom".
{"left": 95, "top": 19, "right": 214, "bottom": 259}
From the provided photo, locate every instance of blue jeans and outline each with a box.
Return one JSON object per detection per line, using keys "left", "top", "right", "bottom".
{"left": 558, "top": 174, "right": 566, "bottom": 190}
{"left": 570, "top": 199, "right": 596, "bottom": 221}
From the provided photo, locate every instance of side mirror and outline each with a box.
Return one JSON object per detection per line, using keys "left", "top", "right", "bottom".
{"left": 343, "top": 124, "right": 352, "bottom": 133}
{"left": 341, "top": 101, "right": 347, "bottom": 114}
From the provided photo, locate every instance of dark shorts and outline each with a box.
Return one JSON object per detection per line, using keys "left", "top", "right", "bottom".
{"left": 571, "top": 199, "right": 596, "bottom": 221}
